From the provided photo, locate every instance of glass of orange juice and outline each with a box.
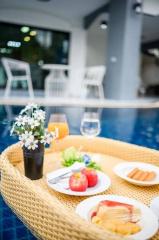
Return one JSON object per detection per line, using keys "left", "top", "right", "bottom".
{"left": 48, "top": 113, "right": 69, "bottom": 140}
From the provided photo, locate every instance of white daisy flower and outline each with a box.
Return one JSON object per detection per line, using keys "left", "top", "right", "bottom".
{"left": 27, "top": 117, "right": 40, "bottom": 129}
{"left": 19, "top": 131, "right": 33, "bottom": 141}
{"left": 40, "top": 130, "right": 55, "bottom": 144}
{"left": 19, "top": 131, "right": 34, "bottom": 146}
{"left": 22, "top": 116, "right": 30, "bottom": 124}
{"left": 25, "top": 139, "right": 39, "bottom": 150}
{"left": 33, "top": 109, "right": 45, "bottom": 122}
{"left": 15, "top": 115, "right": 26, "bottom": 126}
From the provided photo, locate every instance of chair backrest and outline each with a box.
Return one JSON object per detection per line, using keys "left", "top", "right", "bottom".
{"left": 85, "top": 65, "right": 106, "bottom": 84}
{"left": 1, "top": 57, "right": 30, "bottom": 78}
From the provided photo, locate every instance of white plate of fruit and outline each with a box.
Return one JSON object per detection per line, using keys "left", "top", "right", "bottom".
{"left": 76, "top": 195, "right": 158, "bottom": 240}
{"left": 47, "top": 164, "right": 111, "bottom": 196}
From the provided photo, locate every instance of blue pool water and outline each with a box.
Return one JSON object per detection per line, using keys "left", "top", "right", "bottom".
{"left": 0, "top": 105, "right": 159, "bottom": 239}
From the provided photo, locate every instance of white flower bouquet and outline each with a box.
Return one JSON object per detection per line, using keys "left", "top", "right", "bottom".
{"left": 11, "top": 103, "right": 55, "bottom": 150}
{"left": 11, "top": 103, "right": 56, "bottom": 180}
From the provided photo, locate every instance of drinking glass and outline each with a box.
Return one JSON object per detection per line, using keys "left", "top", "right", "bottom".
{"left": 80, "top": 112, "right": 101, "bottom": 137}
{"left": 48, "top": 113, "right": 69, "bottom": 140}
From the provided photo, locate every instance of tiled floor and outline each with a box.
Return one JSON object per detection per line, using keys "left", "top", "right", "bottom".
{"left": 0, "top": 196, "right": 37, "bottom": 240}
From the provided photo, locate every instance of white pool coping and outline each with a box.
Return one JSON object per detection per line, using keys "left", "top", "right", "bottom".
{"left": 1, "top": 96, "right": 159, "bottom": 108}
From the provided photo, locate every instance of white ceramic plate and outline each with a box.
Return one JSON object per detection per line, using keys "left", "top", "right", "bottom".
{"left": 46, "top": 168, "right": 111, "bottom": 196}
{"left": 76, "top": 195, "right": 158, "bottom": 240}
{"left": 113, "top": 162, "right": 159, "bottom": 186}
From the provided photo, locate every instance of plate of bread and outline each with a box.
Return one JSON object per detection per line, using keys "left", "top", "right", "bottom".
{"left": 113, "top": 162, "right": 159, "bottom": 186}
{"left": 76, "top": 195, "right": 158, "bottom": 240}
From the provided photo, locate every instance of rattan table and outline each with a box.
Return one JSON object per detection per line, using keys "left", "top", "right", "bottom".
{"left": 0, "top": 136, "right": 159, "bottom": 240}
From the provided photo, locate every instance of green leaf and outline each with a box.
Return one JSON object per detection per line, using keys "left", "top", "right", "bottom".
{"left": 86, "top": 161, "right": 101, "bottom": 170}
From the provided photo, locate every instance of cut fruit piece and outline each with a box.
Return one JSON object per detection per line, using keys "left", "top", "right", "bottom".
{"left": 81, "top": 168, "right": 98, "bottom": 187}
{"left": 69, "top": 172, "right": 88, "bottom": 192}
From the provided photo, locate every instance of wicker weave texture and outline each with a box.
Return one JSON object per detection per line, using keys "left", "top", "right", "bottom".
{"left": 1, "top": 136, "right": 159, "bottom": 240}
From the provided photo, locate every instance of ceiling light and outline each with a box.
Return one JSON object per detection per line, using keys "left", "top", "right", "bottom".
{"left": 21, "top": 26, "right": 30, "bottom": 33}
{"left": 0, "top": 48, "right": 12, "bottom": 53}
{"left": 7, "top": 41, "right": 21, "bottom": 48}
{"left": 24, "top": 36, "right": 31, "bottom": 42}
{"left": 100, "top": 21, "right": 107, "bottom": 30}
{"left": 30, "top": 30, "right": 37, "bottom": 36}
{"left": 133, "top": 0, "right": 142, "bottom": 14}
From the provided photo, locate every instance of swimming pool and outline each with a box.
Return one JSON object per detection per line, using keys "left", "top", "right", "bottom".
{"left": 1, "top": 105, "right": 159, "bottom": 239}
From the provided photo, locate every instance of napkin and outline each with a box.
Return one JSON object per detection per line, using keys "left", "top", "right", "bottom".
{"left": 47, "top": 162, "right": 85, "bottom": 180}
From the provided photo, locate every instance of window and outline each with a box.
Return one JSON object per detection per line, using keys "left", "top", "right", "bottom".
{"left": 0, "top": 22, "right": 70, "bottom": 89}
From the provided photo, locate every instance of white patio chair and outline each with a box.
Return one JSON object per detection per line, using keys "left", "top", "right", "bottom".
{"left": 45, "top": 68, "right": 69, "bottom": 97}
{"left": 83, "top": 65, "right": 106, "bottom": 99}
{"left": 1, "top": 57, "right": 34, "bottom": 98}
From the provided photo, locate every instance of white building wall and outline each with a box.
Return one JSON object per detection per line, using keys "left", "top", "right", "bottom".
{"left": 86, "top": 14, "right": 108, "bottom": 67}
{"left": 69, "top": 27, "right": 87, "bottom": 97}
{"left": 87, "top": 32, "right": 107, "bottom": 66}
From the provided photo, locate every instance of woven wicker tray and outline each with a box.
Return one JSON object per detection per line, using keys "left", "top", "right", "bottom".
{"left": 0, "top": 136, "right": 159, "bottom": 240}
